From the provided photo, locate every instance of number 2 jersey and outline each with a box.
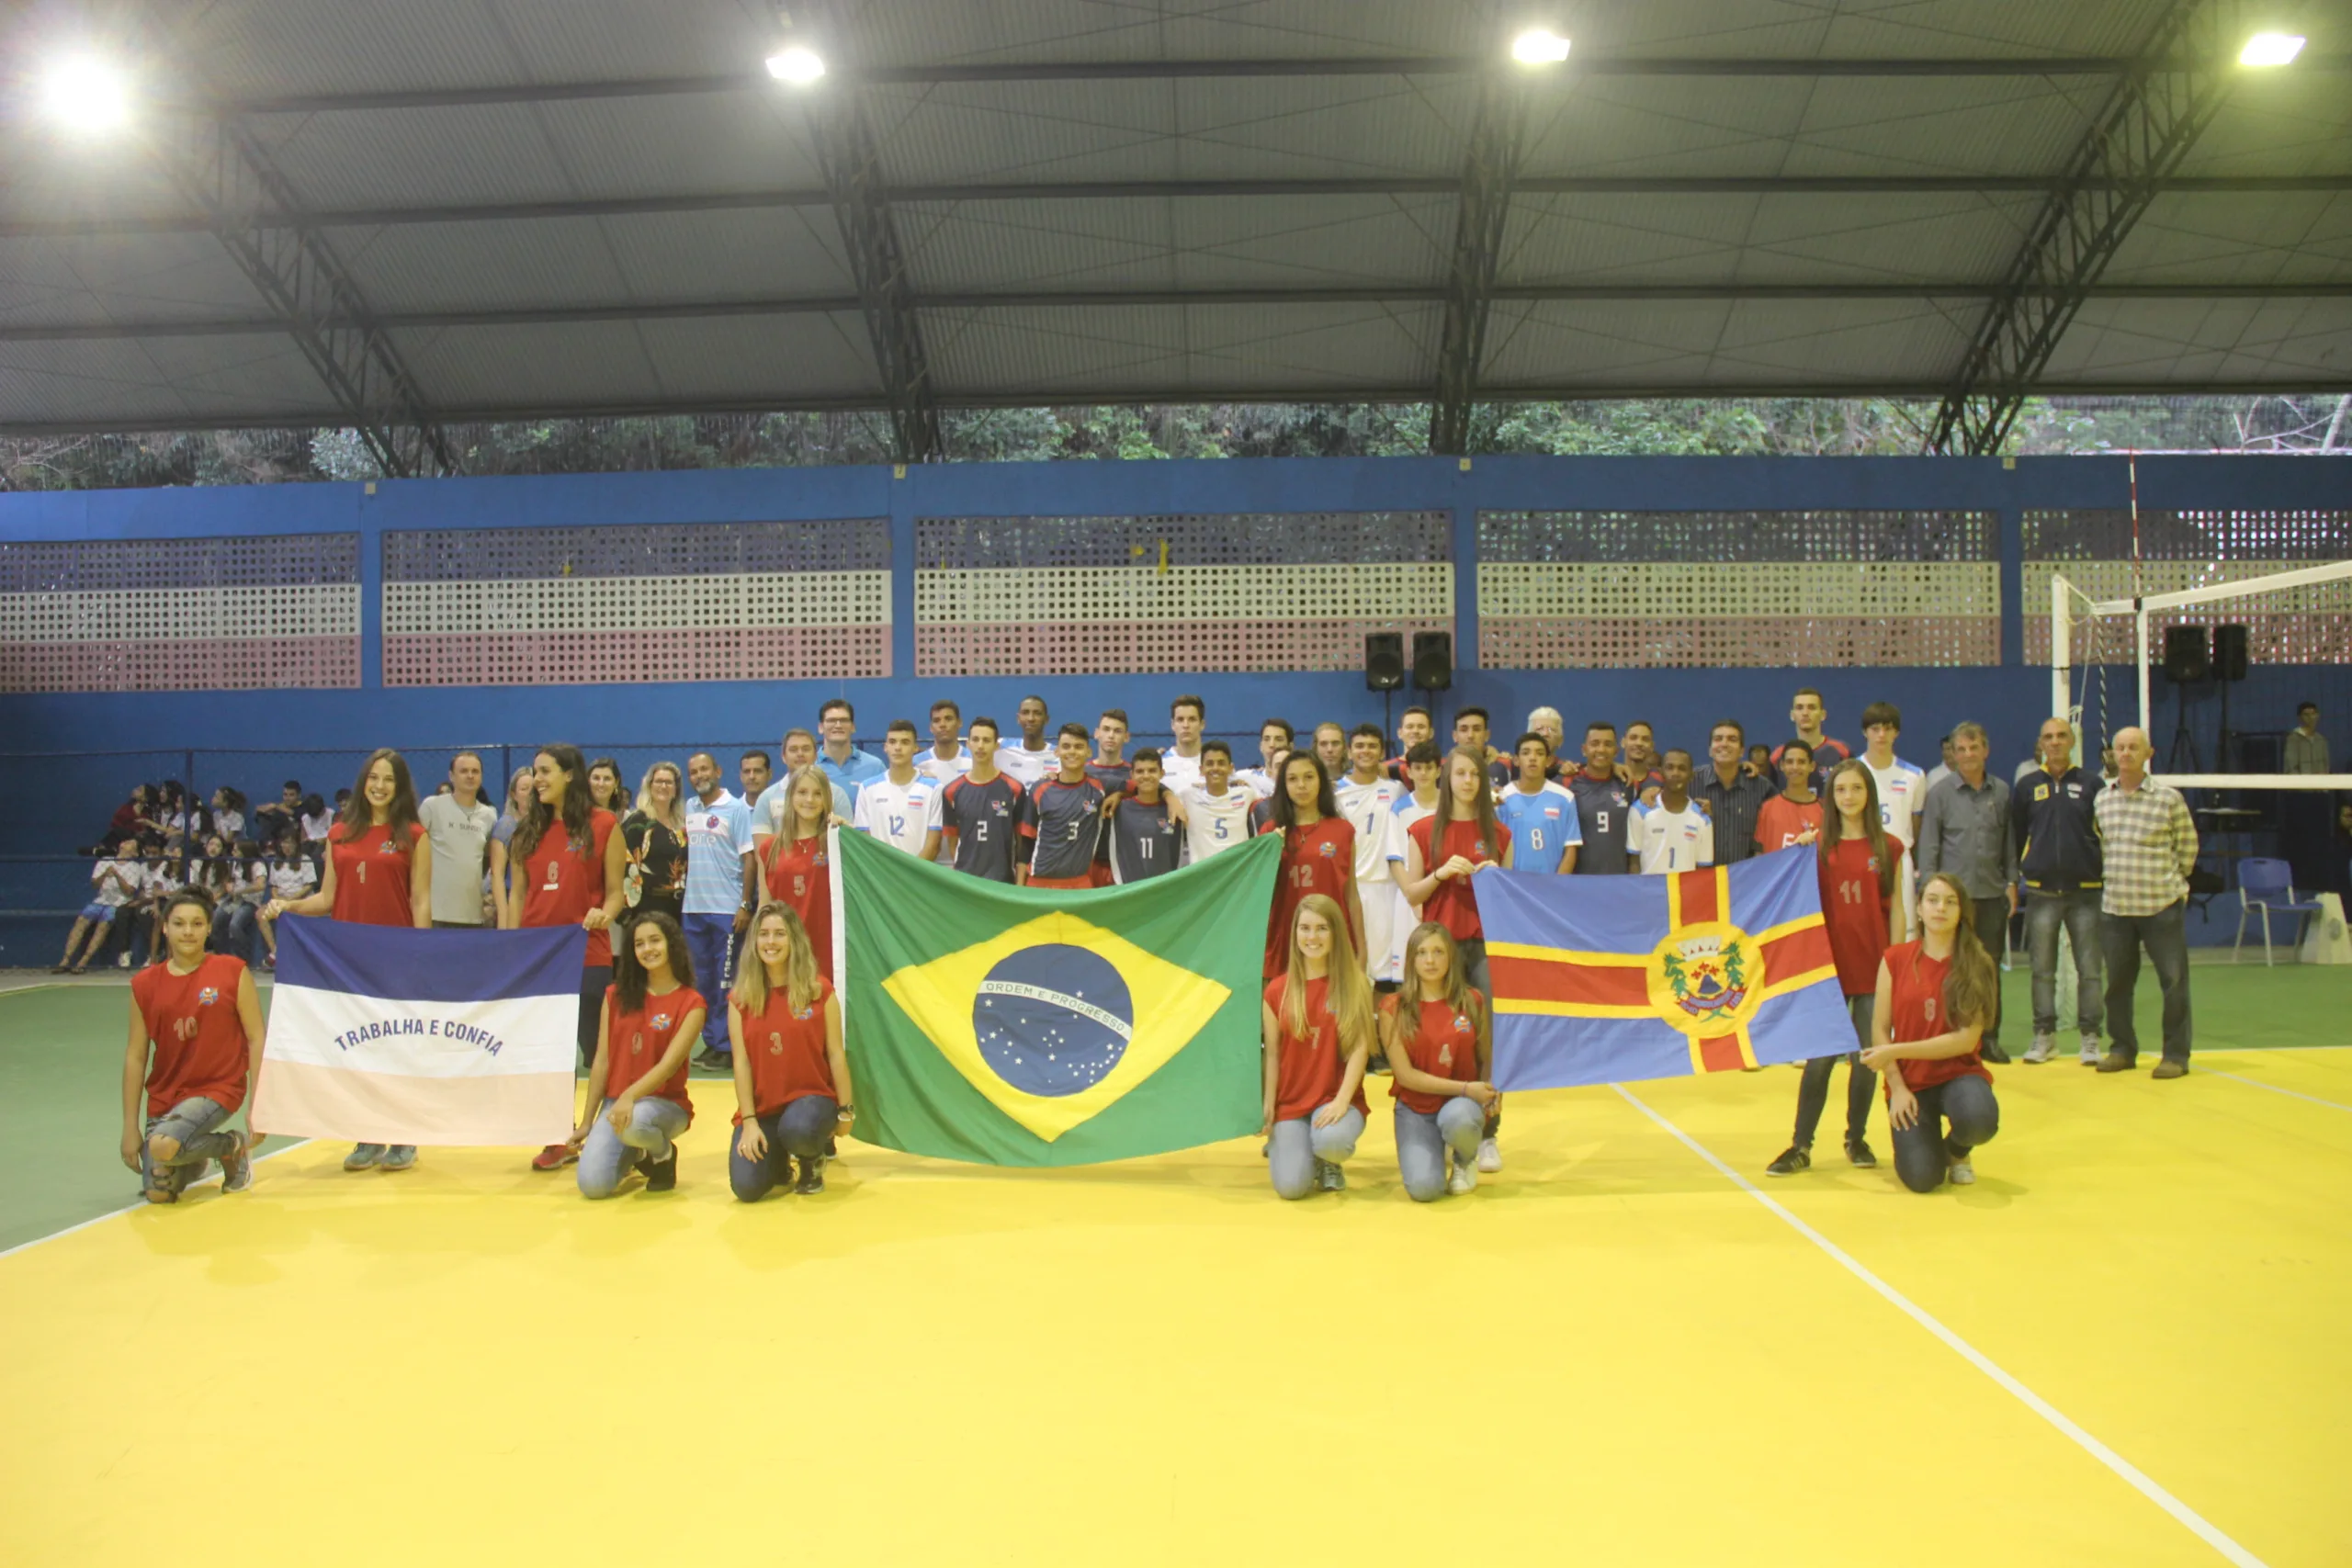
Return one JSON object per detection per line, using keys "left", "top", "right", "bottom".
{"left": 940, "top": 773, "right": 1026, "bottom": 883}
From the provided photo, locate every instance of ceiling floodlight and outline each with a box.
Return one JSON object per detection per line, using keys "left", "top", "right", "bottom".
{"left": 765, "top": 45, "right": 826, "bottom": 85}
{"left": 2239, "top": 32, "right": 2305, "bottom": 65}
{"left": 40, "top": 54, "right": 131, "bottom": 132}
{"left": 1510, "top": 28, "right": 1572, "bottom": 65}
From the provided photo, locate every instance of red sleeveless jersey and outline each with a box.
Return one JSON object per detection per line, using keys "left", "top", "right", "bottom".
{"left": 604, "top": 984, "right": 705, "bottom": 1120}
{"left": 1884, "top": 940, "right": 1990, "bottom": 1093}
{"left": 763, "top": 833, "right": 834, "bottom": 983}
{"left": 331, "top": 822, "right": 424, "bottom": 927}
{"left": 1260, "top": 815, "right": 1357, "bottom": 977}
{"left": 522, "top": 808, "right": 618, "bottom": 966}
{"left": 1263, "top": 973, "right": 1370, "bottom": 1122}
{"left": 131, "top": 953, "right": 252, "bottom": 1118}
{"left": 1386, "top": 991, "right": 1485, "bottom": 1114}
{"left": 1407, "top": 816, "right": 1510, "bottom": 942}
{"left": 1818, "top": 836, "right": 1894, "bottom": 996}
{"left": 733, "top": 977, "right": 836, "bottom": 1122}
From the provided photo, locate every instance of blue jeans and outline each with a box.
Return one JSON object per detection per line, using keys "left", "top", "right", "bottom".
{"left": 2025, "top": 888, "right": 2104, "bottom": 1037}
{"left": 728, "top": 1095, "right": 839, "bottom": 1201}
{"left": 1394, "top": 1098, "right": 1485, "bottom": 1202}
{"left": 211, "top": 900, "right": 260, "bottom": 964}
{"left": 2101, "top": 900, "right": 2191, "bottom": 1064}
{"left": 577, "top": 1096, "right": 690, "bottom": 1199}
{"left": 682, "top": 914, "right": 739, "bottom": 1053}
{"left": 1268, "top": 1106, "right": 1364, "bottom": 1200}
{"left": 1892, "top": 1076, "right": 1999, "bottom": 1192}
{"left": 142, "top": 1095, "right": 236, "bottom": 1193}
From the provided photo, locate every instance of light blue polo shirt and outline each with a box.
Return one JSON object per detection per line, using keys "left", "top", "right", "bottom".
{"left": 682, "top": 788, "right": 754, "bottom": 916}
{"left": 817, "top": 745, "right": 888, "bottom": 809}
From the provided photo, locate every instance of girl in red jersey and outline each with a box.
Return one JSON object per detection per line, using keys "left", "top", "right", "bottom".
{"left": 1398, "top": 746, "right": 1514, "bottom": 1174}
{"left": 121, "top": 892, "right": 265, "bottom": 1204}
{"left": 265, "top": 747, "right": 431, "bottom": 1173}
{"left": 1767, "top": 760, "right": 1905, "bottom": 1179}
{"left": 1261, "top": 894, "right": 1374, "bottom": 1199}
{"left": 1259, "top": 750, "right": 1363, "bottom": 979}
{"left": 728, "top": 904, "right": 853, "bottom": 1201}
{"left": 1383, "top": 921, "right": 1498, "bottom": 1201}
{"left": 1860, "top": 873, "right": 2001, "bottom": 1192}
{"left": 760, "top": 766, "right": 836, "bottom": 984}
{"left": 509, "top": 743, "right": 628, "bottom": 1172}
{"left": 575, "top": 911, "right": 706, "bottom": 1198}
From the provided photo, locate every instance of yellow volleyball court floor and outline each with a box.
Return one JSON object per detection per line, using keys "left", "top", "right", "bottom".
{"left": 3, "top": 1045, "right": 2345, "bottom": 1567}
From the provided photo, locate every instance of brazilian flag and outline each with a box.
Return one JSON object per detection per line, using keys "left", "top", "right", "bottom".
{"left": 836, "top": 827, "right": 1278, "bottom": 1166}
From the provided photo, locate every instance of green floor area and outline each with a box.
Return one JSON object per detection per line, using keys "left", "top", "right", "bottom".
{"left": 4, "top": 964, "right": 2346, "bottom": 1254}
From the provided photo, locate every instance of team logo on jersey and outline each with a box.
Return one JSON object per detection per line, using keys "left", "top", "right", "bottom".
{"left": 1543, "top": 807, "right": 1560, "bottom": 818}
{"left": 1318, "top": 841, "right": 1339, "bottom": 858}
{"left": 1650, "top": 928, "right": 1757, "bottom": 1034}
{"left": 1453, "top": 1013, "right": 1471, "bottom": 1032}
{"left": 197, "top": 986, "right": 220, "bottom": 1006}
{"left": 650, "top": 1012, "right": 672, "bottom": 1031}
{"left": 991, "top": 800, "right": 1010, "bottom": 817}
{"left": 2033, "top": 784, "right": 2050, "bottom": 801}
{"left": 378, "top": 840, "right": 399, "bottom": 854}
{"left": 706, "top": 815, "right": 721, "bottom": 829}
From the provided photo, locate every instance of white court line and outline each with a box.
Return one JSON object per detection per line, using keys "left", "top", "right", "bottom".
{"left": 0, "top": 1139, "right": 311, "bottom": 1264}
{"left": 2205, "top": 1070, "right": 2352, "bottom": 1114}
{"left": 1612, "top": 1085, "right": 2270, "bottom": 1568}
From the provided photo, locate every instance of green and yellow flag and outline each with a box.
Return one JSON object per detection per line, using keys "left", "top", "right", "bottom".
{"left": 836, "top": 827, "right": 1278, "bottom": 1166}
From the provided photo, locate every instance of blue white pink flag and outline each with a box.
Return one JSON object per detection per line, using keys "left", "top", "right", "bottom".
{"left": 1479, "top": 847, "right": 1850, "bottom": 1090}
{"left": 252, "top": 918, "right": 585, "bottom": 1145}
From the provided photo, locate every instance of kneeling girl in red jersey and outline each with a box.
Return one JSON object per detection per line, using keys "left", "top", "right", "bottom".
{"left": 729, "top": 904, "right": 853, "bottom": 1201}
{"left": 122, "top": 892, "right": 266, "bottom": 1203}
{"left": 1261, "top": 894, "right": 1374, "bottom": 1199}
{"left": 1383, "top": 922, "right": 1498, "bottom": 1201}
{"left": 575, "top": 911, "right": 705, "bottom": 1198}
{"left": 1860, "top": 874, "right": 2002, "bottom": 1192}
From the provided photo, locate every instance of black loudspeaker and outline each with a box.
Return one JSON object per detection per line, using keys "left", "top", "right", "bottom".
{"left": 1364, "top": 632, "right": 1405, "bottom": 691}
{"left": 2162, "top": 625, "right": 2210, "bottom": 683}
{"left": 2212, "top": 623, "right": 2249, "bottom": 682}
{"left": 1411, "top": 631, "right": 1453, "bottom": 691}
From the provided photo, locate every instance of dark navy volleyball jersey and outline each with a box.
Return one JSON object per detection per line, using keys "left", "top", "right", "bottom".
{"left": 1023, "top": 775, "right": 1108, "bottom": 881}
{"left": 1084, "top": 760, "right": 1133, "bottom": 795}
{"left": 1568, "top": 773, "right": 1634, "bottom": 874}
{"left": 1107, "top": 795, "right": 1184, "bottom": 883}
{"left": 942, "top": 773, "right": 1025, "bottom": 883}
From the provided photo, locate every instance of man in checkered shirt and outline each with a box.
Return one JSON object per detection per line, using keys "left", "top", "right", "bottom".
{"left": 2093, "top": 727, "right": 2199, "bottom": 1078}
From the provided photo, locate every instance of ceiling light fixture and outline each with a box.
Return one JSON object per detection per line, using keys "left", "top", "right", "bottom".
{"left": 2239, "top": 32, "right": 2306, "bottom": 66}
{"left": 765, "top": 45, "right": 826, "bottom": 85}
{"left": 1510, "top": 28, "right": 1572, "bottom": 66}
{"left": 40, "top": 53, "right": 131, "bottom": 133}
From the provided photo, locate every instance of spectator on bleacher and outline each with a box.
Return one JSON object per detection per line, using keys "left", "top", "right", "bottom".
{"left": 128, "top": 845, "right": 190, "bottom": 967}
{"left": 103, "top": 785, "right": 161, "bottom": 852}
{"left": 254, "top": 780, "right": 301, "bottom": 844}
{"left": 419, "top": 751, "right": 498, "bottom": 930}
{"left": 257, "top": 829, "right": 316, "bottom": 969}
{"left": 209, "top": 787, "right": 247, "bottom": 841}
{"left": 618, "top": 761, "right": 689, "bottom": 927}
{"left": 487, "top": 766, "right": 534, "bottom": 928}
{"left": 300, "top": 793, "right": 333, "bottom": 851}
{"left": 187, "top": 832, "right": 233, "bottom": 911}
{"left": 588, "top": 757, "right": 632, "bottom": 815}
{"left": 54, "top": 838, "right": 144, "bottom": 974}
{"left": 210, "top": 838, "right": 267, "bottom": 963}
{"left": 1916, "top": 722, "right": 2014, "bottom": 1063}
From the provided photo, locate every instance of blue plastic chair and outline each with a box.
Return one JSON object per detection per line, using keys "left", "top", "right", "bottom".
{"left": 2234, "top": 857, "right": 2324, "bottom": 965}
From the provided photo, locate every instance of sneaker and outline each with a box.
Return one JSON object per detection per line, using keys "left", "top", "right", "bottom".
{"left": 1445, "top": 1150, "right": 1477, "bottom": 1196}
{"left": 379, "top": 1145, "right": 417, "bottom": 1171}
{"left": 343, "top": 1143, "right": 385, "bottom": 1171}
{"left": 644, "top": 1149, "right": 679, "bottom": 1192}
{"left": 117, "top": 953, "right": 131, "bottom": 968}
{"left": 1979, "top": 1041, "right": 2012, "bottom": 1065}
{"left": 1946, "top": 1154, "right": 1976, "bottom": 1186}
{"left": 220, "top": 1132, "right": 254, "bottom": 1193}
{"left": 1476, "top": 1137, "right": 1502, "bottom": 1173}
{"left": 2023, "top": 1034, "right": 2055, "bottom": 1065}
{"left": 1317, "top": 1159, "right": 1346, "bottom": 1192}
{"left": 1845, "top": 1138, "right": 1878, "bottom": 1169}
{"left": 1765, "top": 1145, "right": 1811, "bottom": 1177}
{"left": 795, "top": 1155, "right": 827, "bottom": 1195}
{"left": 2096, "top": 1052, "right": 2136, "bottom": 1074}
{"left": 2151, "top": 1059, "right": 2188, "bottom": 1080}
{"left": 691, "top": 1048, "right": 730, "bottom": 1073}
{"left": 530, "top": 1142, "right": 576, "bottom": 1171}
{"left": 2078, "top": 1038, "right": 2101, "bottom": 1066}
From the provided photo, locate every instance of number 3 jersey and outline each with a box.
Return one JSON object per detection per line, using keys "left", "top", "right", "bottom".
{"left": 1023, "top": 775, "right": 1108, "bottom": 882}
{"left": 940, "top": 773, "right": 1026, "bottom": 883}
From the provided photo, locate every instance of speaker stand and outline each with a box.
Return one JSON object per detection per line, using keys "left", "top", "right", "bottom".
{"left": 2165, "top": 681, "right": 2202, "bottom": 776}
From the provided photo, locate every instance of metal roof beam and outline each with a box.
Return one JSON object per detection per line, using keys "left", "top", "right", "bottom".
{"left": 211, "top": 52, "right": 2352, "bottom": 113}
{"left": 1430, "top": 59, "right": 1530, "bottom": 455}
{"left": 11, "top": 174, "right": 2349, "bottom": 239}
{"left": 1927, "top": 0, "right": 2251, "bottom": 455}
{"left": 144, "top": 112, "right": 458, "bottom": 477}
{"left": 12, "top": 280, "right": 2350, "bottom": 343}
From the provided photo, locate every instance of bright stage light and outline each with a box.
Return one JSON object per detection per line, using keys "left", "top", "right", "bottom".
{"left": 765, "top": 46, "right": 826, "bottom": 85}
{"left": 40, "top": 54, "right": 131, "bottom": 133}
{"left": 1510, "top": 28, "right": 1572, "bottom": 66}
{"left": 2239, "top": 32, "right": 2305, "bottom": 66}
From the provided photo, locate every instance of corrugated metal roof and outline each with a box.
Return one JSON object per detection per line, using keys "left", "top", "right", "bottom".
{"left": 0, "top": 0, "right": 2343, "bottom": 433}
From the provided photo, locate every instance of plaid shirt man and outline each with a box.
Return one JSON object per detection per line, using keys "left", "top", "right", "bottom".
{"left": 2094, "top": 776, "right": 2198, "bottom": 917}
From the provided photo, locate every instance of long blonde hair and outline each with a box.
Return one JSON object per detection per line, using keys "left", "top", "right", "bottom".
{"left": 732, "top": 903, "right": 823, "bottom": 1017}
{"left": 1917, "top": 872, "right": 1998, "bottom": 1032}
{"left": 1278, "top": 893, "right": 1374, "bottom": 1052}
{"left": 631, "top": 761, "right": 685, "bottom": 834}
{"left": 1396, "top": 920, "right": 1487, "bottom": 1053}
